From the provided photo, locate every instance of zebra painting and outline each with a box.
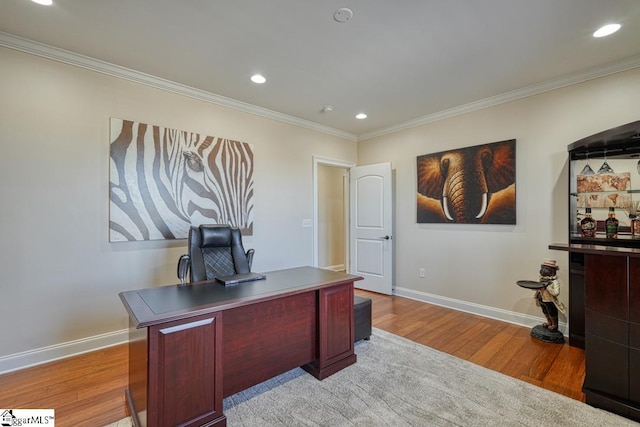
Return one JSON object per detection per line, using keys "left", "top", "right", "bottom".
{"left": 109, "top": 118, "right": 254, "bottom": 242}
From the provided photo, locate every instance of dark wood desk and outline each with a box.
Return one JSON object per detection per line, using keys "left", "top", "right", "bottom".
{"left": 119, "top": 266, "right": 363, "bottom": 427}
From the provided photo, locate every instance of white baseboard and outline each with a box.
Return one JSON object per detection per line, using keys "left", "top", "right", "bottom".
{"left": 0, "top": 329, "right": 129, "bottom": 375}
{"left": 322, "top": 264, "right": 346, "bottom": 272}
{"left": 0, "top": 287, "right": 566, "bottom": 375}
{"left": 393, "top": 286, "right": 568, "bottom": 335}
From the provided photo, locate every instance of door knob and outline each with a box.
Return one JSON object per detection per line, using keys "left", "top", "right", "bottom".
{"left": 379, "top": 235, "right": 391, "bottom": 240}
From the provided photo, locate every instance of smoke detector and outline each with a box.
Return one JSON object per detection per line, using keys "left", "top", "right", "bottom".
{"left": 334, "top": 8, "right": 353, "bottom": 23}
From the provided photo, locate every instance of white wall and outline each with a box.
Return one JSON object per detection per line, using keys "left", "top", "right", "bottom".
{"left": 2, "top": 42, "right": 639, "bottom": 372}
{"left": 0, "top": 47, "right": 356, "bottom": 367}
{"left": 357, "top": 67, "right": 640, "bottom": 324}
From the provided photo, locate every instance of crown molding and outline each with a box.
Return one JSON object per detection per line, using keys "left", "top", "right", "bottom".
{"left": 0, "top": 31, "right": 357, "bottom": 142}
{"left": 3, "top": 31, "right": 639, "bottom": 144}
{"left": 359, "top": 54, "right": 640, "bottom": 142}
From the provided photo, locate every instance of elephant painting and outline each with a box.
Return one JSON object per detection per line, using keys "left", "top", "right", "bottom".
{"left": 416, "top": 139, "right": 516, "bottom": 224}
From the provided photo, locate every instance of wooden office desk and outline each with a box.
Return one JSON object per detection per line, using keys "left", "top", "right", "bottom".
{"left": 119, "top": 266, "right": 363, "bottom": 427}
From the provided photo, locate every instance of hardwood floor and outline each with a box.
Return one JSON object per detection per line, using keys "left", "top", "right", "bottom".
{"left": 0, "top": 291, "right": 585, "bottom": 426}
{"left": 0, "top": 344, "right": 129, "bottom": 426}
{"left": 361, "top": 290, "right": 586, "bottom": 402}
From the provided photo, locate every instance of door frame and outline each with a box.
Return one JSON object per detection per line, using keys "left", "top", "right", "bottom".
{"left": 312, "top": 156, "right": 355, "bottom": 270}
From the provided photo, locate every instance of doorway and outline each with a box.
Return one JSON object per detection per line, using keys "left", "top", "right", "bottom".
{"left": 313, "top": 157, "right": 394, "bottom": 295}
{"left": 313, "top": 157, "right": 353, "bottom": 271}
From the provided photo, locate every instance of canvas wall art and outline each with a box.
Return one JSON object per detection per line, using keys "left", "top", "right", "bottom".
{"left": 109, "top": 118, "right": 254, "bottom": 242}
{"left": 417, "top": 139, "right": 516, "bottom": 224}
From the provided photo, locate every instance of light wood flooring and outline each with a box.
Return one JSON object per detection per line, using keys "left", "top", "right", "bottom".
{"left": 0, "top": 290, "right": 585, "bottom": 426}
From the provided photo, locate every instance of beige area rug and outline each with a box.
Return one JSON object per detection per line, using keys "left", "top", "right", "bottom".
{"left": 106, "top": 328, "right": 638, "bottom": 426}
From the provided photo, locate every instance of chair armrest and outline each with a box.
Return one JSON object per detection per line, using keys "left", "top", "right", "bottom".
{"left": 177, "top": 254, "right": 190, "bottom": 284}
{"left": 246, "top": 249, "right": 255, "bottom": 270}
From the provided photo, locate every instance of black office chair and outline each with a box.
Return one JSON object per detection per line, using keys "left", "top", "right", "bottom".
{"left": 177, "top": 224, "right": 254, "bottom": 283}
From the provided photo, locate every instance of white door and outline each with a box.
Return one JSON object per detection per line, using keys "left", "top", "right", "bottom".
{"left": 349, "top": 162, "right": 393, "bottom": 295}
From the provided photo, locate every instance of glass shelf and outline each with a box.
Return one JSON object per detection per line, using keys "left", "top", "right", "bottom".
{"left": 570, "top": 189, "right": 640, "bottom": 197}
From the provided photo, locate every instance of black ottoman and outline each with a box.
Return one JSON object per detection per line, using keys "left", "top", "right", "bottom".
{"left": 354, "top": 295, "right": 372, "bottom": 342}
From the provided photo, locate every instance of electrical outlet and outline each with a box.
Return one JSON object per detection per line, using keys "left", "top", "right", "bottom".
{"left": 419, "top": 268, "right": 425, "bottom": 278}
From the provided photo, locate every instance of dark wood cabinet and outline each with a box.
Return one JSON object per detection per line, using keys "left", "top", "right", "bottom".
{"left": 303, "top": 282, "right": 356, "bottom": 379}
{"left": 583, "top": 254, "right": 630, "bottom": 407}
{"left": 549, "top": 247, "right": 640, "bottom": 422}
{"left": 148, "top": 314, "right": 223, "bottom": 427}
{"left": 568, "top": 252, "right": 585, "bottom": 348}
{"left": 550, "top": 120, "right": 640, "bottom": 422}
{"left": 629, "top": 259, "right": 640, "bottom": 419}
{"left": 584, "top": 254, "right": 627, "bottom": 318}
{"left": 563, "top": 121, "right": 640, "bottom": 349}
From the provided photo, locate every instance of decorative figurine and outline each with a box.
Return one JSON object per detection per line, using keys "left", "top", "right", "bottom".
{"left": 517, "top": 259, "right": 566, "bottom": 344}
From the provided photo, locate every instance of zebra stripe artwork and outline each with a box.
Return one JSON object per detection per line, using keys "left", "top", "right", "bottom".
{"left": 109, "top": 118, "right": 254, "bottom": 242}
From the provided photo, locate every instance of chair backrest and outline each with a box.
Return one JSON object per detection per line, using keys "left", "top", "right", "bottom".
{"left": 188, "top": 225, "right": 251, "bottom": 282}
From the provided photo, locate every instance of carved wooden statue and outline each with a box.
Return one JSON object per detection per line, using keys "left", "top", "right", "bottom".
{"left": 517, "top": 259, "right": 566, "bottom": 344}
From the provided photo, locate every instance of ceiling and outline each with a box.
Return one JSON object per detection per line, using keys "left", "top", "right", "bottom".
{"left": 1, "top": 0, "right": 640, "bottom": 140}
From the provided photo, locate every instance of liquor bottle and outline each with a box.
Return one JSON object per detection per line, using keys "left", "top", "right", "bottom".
{"left": 632, "top": 211, "right": 640, "bottom": 238}
{"left": 580, "top": 208, "right": 597, "bottom": 238}
{"left": 605, "top": 207, "right": 619, "bottom": 239}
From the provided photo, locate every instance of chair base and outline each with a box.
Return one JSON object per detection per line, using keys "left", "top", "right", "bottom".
{"left": 354, "top": 296, "right": 372, "bottom": 342}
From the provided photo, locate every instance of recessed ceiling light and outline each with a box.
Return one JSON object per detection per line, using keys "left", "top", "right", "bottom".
{"left": 250, "top": 74, "right": 266, "bottom": 84}
{"left": 593, "top": 23, "right": 621, "bottom": 38}
{"left": 31, "top": 0, "right": 53, "bottom": 5}
{"left": 355, "top": 113, "right": 367, "bottom": 120}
